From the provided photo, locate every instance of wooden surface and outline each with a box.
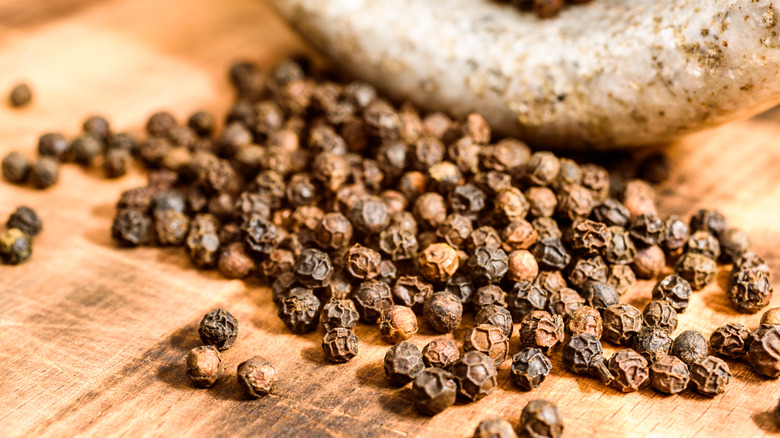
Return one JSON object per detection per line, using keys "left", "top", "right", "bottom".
{"left": 1, "top": 1, "right": 779, "bottom": 437}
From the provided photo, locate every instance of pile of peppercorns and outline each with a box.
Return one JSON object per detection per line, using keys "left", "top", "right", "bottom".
{"left": 502, "top": 0, "right": 593, "bottom": 19}
{"left": 0, "top": 206, "right": 41, "bottom": 265}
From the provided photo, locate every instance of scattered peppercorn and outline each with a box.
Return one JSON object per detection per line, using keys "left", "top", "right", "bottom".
{"left": 609, "top": 348, "right": 650, "bottom": 392}
{"left": 747, "top": 324, "right": 780, "bottom": 377}
{"left": 463, "top": 324, "right": 510, "bottom": 365}
{"left": 567, "top": 306, "right": 602, "bottom": 338}
{"left": 379, "top": 305, "right": 418, "bottom": 343}
{"left": 642, "top": 300, "right": 678, "bottom": 335}
{"left": 689, "top": 356, "right": 731, "bottom": 396}
{"left": 237, "top": 356, "right": 277, "bottom": 398}
{"left": 384, "top": 341, "right": 424, "bottom": 385}
{"left": 649, "top": 355, "right": 690, "bottom": 394}
{"left": 111, "top": 209, "right": 152, "bottom": 247}
{"left": 563, "top": 333, "right": 603, "bottom": 374}
{"left": 519, "top": 399, "right": 564, "bottom": 438}
{"left": 728, "top": 269, "right": 773, "bottom": 313}
{"left": 413, "top": 367, "right": 457, "bottom": 416}
{"left": 30, "top": 156, "right": 60, "bottom": 189}
{"left": 9, "top": 83, "right": 32, "bottom": 107}
{"left": 602, "top": 303, "right": 642, "bottom": 345}
{"left": 421, "top": 338, "right": 460, "bottom": 369}
{"left": 651, "top": 274, "right": 692, "bottom": 313}
{"left": 473, "top": 417, "right": 517, "bottom": 438}
{"left": 0, "top": 228, "right": 32, "bottom": 265}
{"left": 518, "top": 310, "right": 564, "bottom": 352}
{"left": 424, "top": 291, "right": 463, "bottom": 333}
{"left": 761, "top": 307, "right": 780, "bottom": 326}
{"left": 547, "top": 287, "right": 585, "bottom": 320}
{"left": 671, "top": 330, "right": 709, "bottom": 365}
{"left": 217, "top": 241, "right": 255, "bottom": 279}
{"left": 508, "top": 281, "right": 549, "bottom": 322}
{"left": 279, "top": 287, "right": 321, "bottom": 333}
{"left": 451, "top": 351, "right": 497, "bottom": 402}
{"left": 322, "top": 327, "right": 359, "bottom": 363}
{"left": 633, "top": 326, "right": 672, "bottom": 364}
{"left": 6, "top": 206, "right": 42, "bottom": 238}
{"left": 475, "top": 304, "right": 514, "bottom": 339}
{"left": 2, "top": 152, "right": 30, "bottom": 184}
{"left": 709, "top": 322, "right": 750, "bottom": 359}
{"left": 185, "top": 345, "right": 224, "bottom": 388}
{"left": 632, "top": 245, "right": 666, "bottom": 279}
{"left": 511, "top": 347, "right": 552, "bottom": 391}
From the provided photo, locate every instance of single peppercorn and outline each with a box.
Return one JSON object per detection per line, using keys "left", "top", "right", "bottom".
{"left": 652, "top": 274, "right": 692, "bottom": 313}
{"left": 602, "top": 304, "right": 643, "bottom": 345}
{"left": 629, "top": 213, "right": 666, "bottom": 247}
{"left": 728, "top": 269, "right": 772, "bottom": 313}
{"left": 185, "top": 215, "right": 221, "bottom": 268}
{"left": 525, "top": 187, "right": 557, "bottom": 219}
{"left": 321, "top": 299, "right": 360, "bottom": 331}
{"left": 468, "top": 225, "right": 503, "bottom": 251}
{"left": 519, "top": 399, "right": 564, "bottom": 438}
{"left": 451, "top": 351, "right": 497, "bottom": 402}
{"left": 352, "top": 279, "right": 394, "bottom": 323}
{"left": 6, "top": 206, "right": 42, "bottom": 238}
{"left": 217, "top": 242, "right": 255, "bottom": 279}
{"left": 661, "top": 215, "right": 691, "bottom": 255}
{"left": 532, "top": 217, "right": 563, "bottom": 240}
{"left": 649, "top": 355, "right": 690, "bottom": 395}
{"left": 506, "top": 249, "right": 539, "bottom": 283}
{"left": 418, "top": 243, "right": 460, "bottom": 283}
{"left": 748, "top": 324, "right": 780, "bottom": 377}
{"left": 467, "top": 246, "right": 509, "bottom": 285}
{"left": 38, "top": 133, "right": 71, "bottom": 161}
{"left": 642, "top": 300, "right": 678, "bottom": 335}
{"left": 154, "top": 210, "right": 190, "bottom": 246}
{"left": 733, "top": 252, "right": 772, "bottom": 279}
{"left": 384, "top": 341, "right": 424, "bottom": 385}
{"left": 671, "top": 330, "right": 709, "bottom": 365}
{"left": 185, "top": 345, "right": 225, "bottom": 388}
{"left": 493, "top": 187, "right": 530, "bottom": 224}
{"left": 581, "top": 281, "right": 619, "bottom": 312}
{"left": 315, "top": 212, "right": 353, "bottom": 251}
{"left": 567, "top": 306, "right": 603, "bottom": 338}
{"left": 591, "top": 198, "right": 631, "bottom": 228}
{"left": 690, "top": 209, "right": 728, "bottom": 238}
{"left": 475, "top": 304, "right": 514, "bottom": 339}
{"left": 566, "top": 256, "right": 608, "bottom": 291}
{"left": 607, "top": 264, "right": 637, "bottom": 296}
{"left": 718, "top": 227, "right": 750, "bottom": 264}
{"left": 30, "top": 156, "right": 60, "bottom": 189}
{"left": 112, "top": 209, "right": 152, "bottom": 247}
{"left": 709, "top": 322, "right": 750, "bottom": 358}
{"left": 379, "top": 225, "right": 419, "bottom": 262}
{"left": 546, "top": 287, "right": 585, "bottom": 320}
{"left": 463, "top": 324, "right": 510, "bottom": 365}
{"left": 104, "top": 148, "right": 131, "bottom": 178}
{"left": 349, "top": 195, "right": 390, "bottom": 234}
{"left": 9, "top": 83, "right": 32, "bottom": 107}
{"left": 392, "top": 275, "right": 433, "bottom": 314}
{"left": 518, "top": 310, "right": 564, "bottom": 352}
{"left": 413, "top": 192, "right": 448, "bottom": 230}
{"left": 437, "top": 214, "right": 472, "bottom": 248}
{"left": 279, "top": 287, "right": 321, "bottom": 333}
{"left": 198, "top": 308, "right": 238, "bottom": 350}
{"left": 413, "top": 368, "right": 458, "bottom": 416}
{"left": 507, "top": 281, "right": 548, "bottom": 322}
{"left": 345, "top": 244, "right": 382, "bottom": 280}
{"left": 422, "top": 338, "right": 460, "bottom": 369}
{"left": 472, "top": 285, "right": 508, "bottom": 311}
{"left": 237, "top": 356, "right": 277, "bottom": 398}
{"left": 524, "top": 152, "right": 560, "bottom": 186}
{"left": 570, "top": 219, "right": 611, "bottom": 257}
{"left": 474, "top": 417, "right": 517, "bottom": 438}
{"left": 609, "top": 349, "right": 650, "bottom": 392}
{"left": 0, "top": 228, "right": 32, "bottom": 265}
{"left": 423, "top": 291, "right": 463, "bottom": 333}
{"left": 511, "top": 347, "right": 552, "bottom": 391}
{"left": 2, "top": 152, "right": 30, "bottom": 184}
{"left": 762, "top": 307, "right": 780, "bottom": 326}
{"left": 379, "top": 305, "right": 418, "bottom": 343}
{"left": 633, "top": 326, "right": 672, "bottom": 364}
{"left": 322, "top": 327, "right": 359, "bottom": 363}
{"left": 242, "top": 215, "right": 282, "bottom": 256}
{"left": 621, "top": 179, "right": 657, "bottom": 218}
{"left": 604, "top": 226, "right": 637, "bottom": 265}
{"left": 563, "top": 333, "right": 603, "bottom": 378}
{"left": 292, "top": 248, "right": 333, "bottom": 288}
{"left": 690, "top": 356, "right": 732, "bottom": 396}
{"left": 555, "top": 184, "right": 594, "bottom": 221}
{"left": 632, "top": 245, "right": 666, "bottom": 279}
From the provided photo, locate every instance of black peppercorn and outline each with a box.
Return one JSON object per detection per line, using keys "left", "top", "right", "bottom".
{"left": 38, "top": 133, "right": 71, "bottom": 161}
{"left": 279, "top": 287, "right": 321, "bottom": 333}
{"left": 604, "top": 226, "right": 636, "bottom": 265}
{"left": 709, "top": 322, "right": 750, "bottom": 358}
{"left": 71, "top": 134, "right": 103, "bottom": 166}
{"left": 649, "top": 355, "right": 690, "bottom": 395}
{"left": 321, "top": 299, "right": 360, "bottom": 331}
{"left": 185, "top": 345, "right": 225, "bottom": 388}
{"left": 629, "top": 213, "right": 666, "bottom": 247}
{"left": 449, "top": 183, "right": 487, "bottom": 220}
{"left": 690, "top": 209, "right": 728, "bottom": 238}
{"left": 661, "top": 215, "right": 690, "bottom": 255}
{"left": 292, "top": 248, "right": 333, "bottom": 288}
{"left": 412, "top": 368, "right": 457, "bottom": 416}
{"left": 423, "top": 291, "right": 463, "bottom": 333}
{"left": 728, "top": 269, "right": 772, "bottom": 313}
{"left": 718, "top": 227, "right": 750, "bottom": 264}
{"left": 237, "top": 356, "right": 277, "bottom": 398}
{"left": 566, "top": 256, "right": 608, "bottom": 291}
{"left": 418, "top": 243, "right": 460, "bottom": 283}
{"left": 198, "top": 308, "right": 238, "bottom": 350}
{"left": 633, "top": 326, "right": 672, "bottom": 364}
{"left": 546, "top": 287, "right": 585, "bottom": 320}
{"left": 155, "top": 210, "right": 190, "bottom": 247}
{"left": 685, "top": 230, "right": 721, "bottom": 260}
{"left": 642, "top": 300, "right": 678, "bottom": 335}
{"left": 531, "top": 237, "right": 571, "bottom": 271}
{"left": 591, "top": 198, "right": 631, "bottom": 228}
{"left": 463, "top": 324, "right": 510, "bottom": 365}
{"left": 421, "top": 338, "right": 460, "bottom": 369}
{"left": 671, "top": 330, "right": 709, "bottom": 365}
{"left": 30, "top": 156, "right": 60, "bottom": 189}
{"left": 747, "top": 324, "right": 780, "bottom": 377}
{"left": 474, "top": 417, "right": 517, "bottom": 438}
{"left": 570, "top": 219, "right": 611, "bottom": 256}
{"left": 185, "top": 214, "right": 221, "bottom": 268}
{"left": 2, "top": 152, "right": 30, "bottom": 184}
{"left": 444, "top": 273, "right": 475, "bottom": 306}
{"left": 384, "top": 341, "right": 424, "bottom": 385}
{"left": 555, "top": 184, "right": 594, "bottom": 221}
{"left": 352, "top": 279, "right": 394, "bottom": 323}
{"left": 651, "top": 274, "right": 692, "bottom": 313}
{"left": 345, "top": 244, "right": 382, "bottom": 280}
{"left": 475, "top": 304, "right": 513, "bottom": 339}
{"left": 322, "top": 327, "right": 359, "bottom": 363}
{"left": 690, "top": 356, "right": 731, "bottom": 396}
{"left": 217, "top": 241, "right": 255, "bottom": 279}
{"left": 507, "top": 281, "right": 548, "bottom": 322}
{"left": 519, "top": 399, "right": 563, "bottom": 438}
{"left": 607, "top": 264, "right": 636, "bottom": 296}
{"left": 511, "top": 347, "right": 552, "bottom": 391}
{"left": 112, "top": 209, "right": 152, "bottom": 247}
{"left": 581, "top": 281, "right": 619, "bottom": 312}
{"left": 562, "top": 333, "right": 603, "bottom": 374}
{"left": 675, "top": 252, "right": 716, "bottom": 290}
{"left": 525, "top": 186, "right": 557, "bottom": 218}
{"left": 451, "top": 351, "right": 497, "bottom": 402}
{"left": 494, "top": 187, "right": 530, "bottom": 224}
{"left": 632, "top": 245, "right": 666, "bottom": 279}
{"left": 602, "top": 303, "right": 642, "bottom": 345}
{"left": 467, "top": 246, "right": 509, "bottom": 285}
{"left": 567, "top": 306, "right": 602, "bottom": 338}
{"left": 6, "top": 206, "right": 42, "bottom": 238}
{"left": 524, "top": 152, "right": 560, "bottom": 186}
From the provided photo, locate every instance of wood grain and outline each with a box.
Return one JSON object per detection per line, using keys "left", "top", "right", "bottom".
{"left": 1, "top": 0, "right": 779, "bottom": 437}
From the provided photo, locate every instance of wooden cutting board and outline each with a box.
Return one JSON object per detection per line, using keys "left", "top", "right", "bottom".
{"left": 1, "top": 0, "right": 779, "bottom": 436}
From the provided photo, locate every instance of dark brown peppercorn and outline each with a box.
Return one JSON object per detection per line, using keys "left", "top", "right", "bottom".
{"left": 30, "top": 156, "right": 60, "bottom": 189}
{"left": 661, "top": 215, "right": 690, "bottom": 255}
{"left": 349, "top": 195, "right": 390, "bottom": 234}
{"left": 185, "top": 345, "right": 225, "bottom": 388}
{"left": 728, "top": 269, "right": 772, "bottom": 313}
{"left": 567, "top": 306, "right": 603, "bottom": 338}
{"left": 642, "top": 300, "right": 678, "bottom": 335}
{"left": 690, "top": 356, "right": 731, "bottom": 396}
{"left": 436, "top": 214, "right": 472, "bottom": 248}
{"left": 519, "top": 399, "right": 563, "bottom": 438}
{"left": 188, "top": 110, "right": 216, "bottom": 137}
{"left": 570, "top": 219, "right": 611, "bottom": 256}
{"left": 468, "top": 226, "right": 503, "bottom": 251}
{"left": 671, "top": 330, "right": 709, "bottom": 365}
{"left": 392, "top": 275, "right": 433, "bottom": 314}
{"left": 633, "top": 326, "right": 672, "bottom": 364}
{"left": 602, "top": 304, "right": 642, "bottom": 345}
{"left": 474, "top": 417, "right": 517, "bottom": 438}
{"left": 279, "top": 287, "right": 321, "bottom": 333}
{"left": 321, "top": 299, "right": 360, "bottom": 331}
{"left": 38, "top": 133, "right": 71, "bottom": 161}
{"left": 652, "top": 274, "right": 692, "bottom": 313}
{"left": 6, "top": 206, "right": 42, "bottom": 238}
{"left": 649, "top": 355, "right": 690, "bottom": 394}
{"left": 313, "top": 212, "right": 353, "bottom": 252}
{"left": 364, "top": 99, "right": 401, "bottom": 140}
{"left": 581, "top": 281, "right": 619, "bottom": 312}
{"left": 413, "top": 368, "right": 457, "bottom": 416}
{"left": 472, "top": 285, "right": 508, "bottom": 311}
{"left": 463, "top": 324, "right": 510, "bottom": 365}
{"left": 2, "top": 152, "right": 30, "bottom": 184}
{"left": 0, "top": 228, "right": 32, "bottom": 264}
{"left": 449, "top": 184, "right": 487, "bottom": 220}
{"left": 747, "top": 324, "right": 780, "bottom": 377}
{"left": 566, "top": 256, "right": 608, "bottom": 291}
{"left": 609, "top": 349, "right": 650, "bottom": 392}
{"left": 675, "top": 252, "right": 717, "bottom": 290}
{"left": 718, "top": 227, "right": 750, "bottom": 264}
{"left": 632, "top": 245, "right": 666, "bottom": 279}
{"left": 557, "top": 159, "right": 585, "bottom": 191}
{"left": 546, "top": 287, "right": 585, "bottom": 320}
{"left": 475, "top": 304, "right": 513, "bottom": 339}
{"left": 467, "top": 246, "right": 509, "bottom": 285}
{"left": 424, "top": 291, "right": 463, "bottom": 333}
{"left": 292, "top": 248, "right": 332, "bottom": 288}
{"left": 237, "top": 356, "right": 277, "bottom": 398}
{"left": 709, "top": 322, "right": 750, "bottom": 358}
{"left": 104, "top": 148, "right": 131, "bottom": 178}
{"left": 217, "top": 242, "right": 255, "bottom": 279}
{"left": 384, "top": 341, "right": 424, "bottom": 385}
{"left": 257, "top": 248, "right": 295, "bottom": 280}
{"left": 422, "top": 338, "right": 460, "bottom": 369}
{"left": 734, "top": 251, "right": 772, "bottom": 279}
{"left": 154, "top": 210, "right": 189, "bottom": 246}
{"left": 518, "top": 310, "right": 564, "bottom": 352}
{"left": 380, "top": 305, "right": 418, "bottom": 343}
{"left": 690, "top": 209, "right": 728, "bottom": 238}
{"left": 418, "top": 243, "right": 460, "bottom": 283}
{"left": 686, "top": 230, "right": 721, "bottom": 260}
{"left": 638, "top": 153, "right": 671, "bottom": 184}
{"left": 322, "top": 327, "right": 359, "bottom": 363}
{"left": 591, "top": 198, "right": 631, "bottom": 228}
{"left": 444, "top": 273, "right": 475, "bottom": 306}
{"left": 9, "top": 83, "right": 32, "bottom": 107}
{"left": 629, "top": 213, "right": 666, "bottom": 247}
{"left": 71, "top": 134, "right": 103, "bottom": 166}
{"left": 352, "top": 279, "right": 394, "bottom": 323}
{"left": 533, "top": 0, "right": 565, "bottom": 18}
{"left": 531, "top": 237, "right": 571, "bottom": 270}
{"left": 345, "top": 244, "right": 381, "bottom": 280}
{"left": 379, "top": 225, "right": 419, "bottom": 261}
{"left": 198, "top": 308, "right": 238, "bottom": 350}
{"left": 146, "top": 111, "right": 177, "bottom": 138}
{"left": 604, "top": 226, "right": 637, "bottom": 265}
{"left": 581, "top": 163, "right": 610, "bottom": 201}
{"left": 762, "top": 307, "right": 780, "bottom": 325}
{"left": 507, "top": 281, "right": 548, "bottom": 322}
{"left": 451, "top": 351, "right": 497, "bottom": 401}
{"left": 562, "top": 333, "right": 603, "bottom": 374}
{"left": 112, "top": 209, "right": 152, "bottom": 247}
{"left": 511, "top": 347, "right": 552, "bottom": 391}
{"left": 607, "top": 264, "right": 637, "bottom": 296}
{"left": 536, "top": 270, "right": 567, "bottom": 294}
{"left": 411, "top": 136, "right": 445, "bottom": 171}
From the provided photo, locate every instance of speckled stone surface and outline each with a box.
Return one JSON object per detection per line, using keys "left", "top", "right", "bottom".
{"left": 269, "top": 0, "right": 780, "bottom": 149}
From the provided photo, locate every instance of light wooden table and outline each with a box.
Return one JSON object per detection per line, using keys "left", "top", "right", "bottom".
{"left": 1, "top": 0, "right": 779, "bottom": 436}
